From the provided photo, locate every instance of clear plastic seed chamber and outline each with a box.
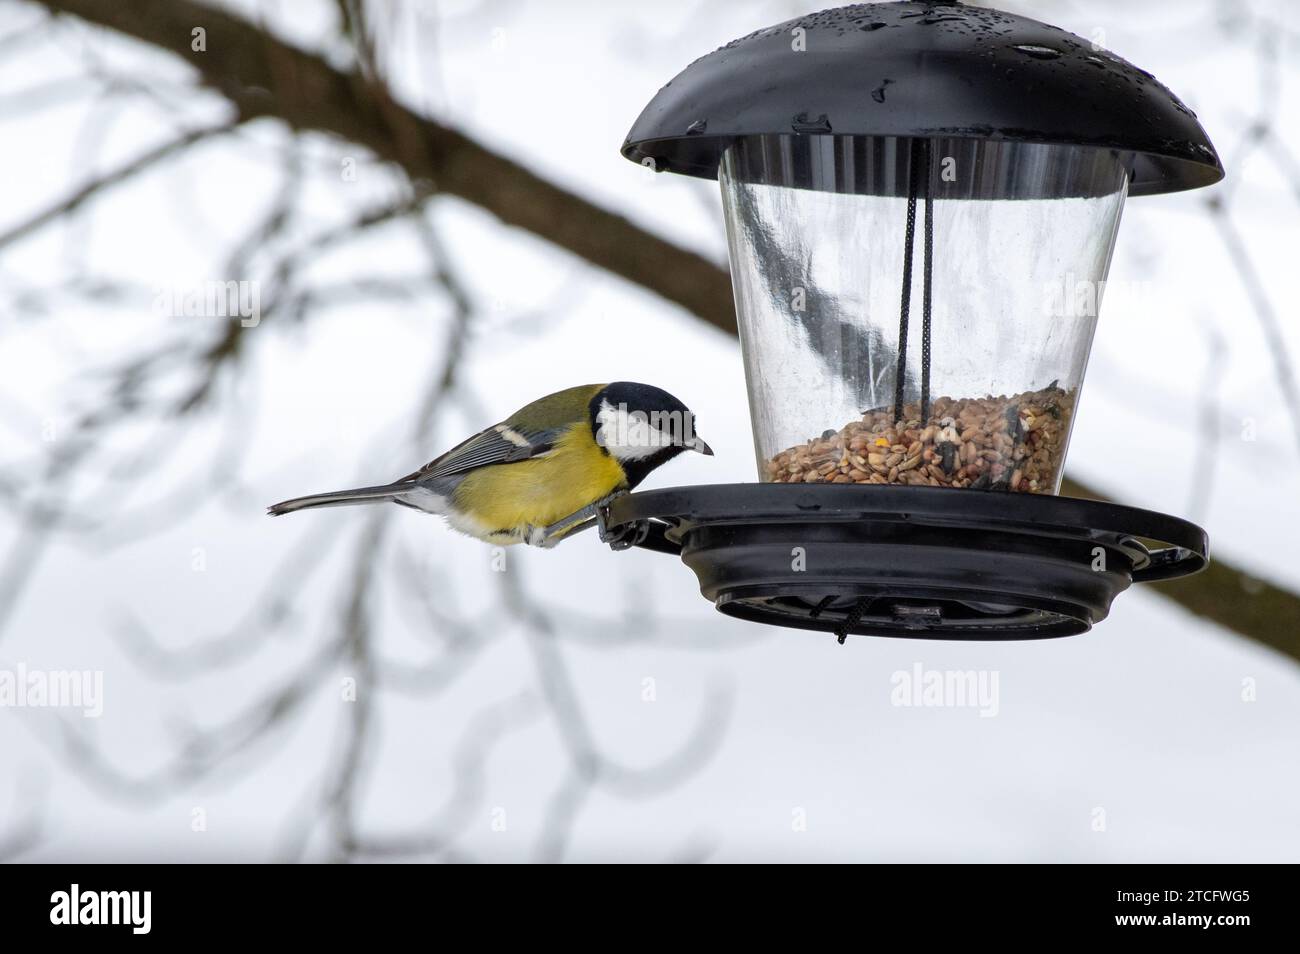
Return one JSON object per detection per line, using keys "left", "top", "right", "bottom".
{"left": 720, "top": 134, "right": 1128, "bottom": 495}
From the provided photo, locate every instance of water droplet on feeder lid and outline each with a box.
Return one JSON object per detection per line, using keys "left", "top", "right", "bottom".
{"left": 686, "top": 119, "right": 707, "bottom": 135}
{"left": 1012, "top": 43, "right": 1063, "bottom": 59}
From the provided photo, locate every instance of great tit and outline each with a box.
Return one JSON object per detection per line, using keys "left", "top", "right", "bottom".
{"left": 267, "top": 382, "right": 712, "bottom": 547}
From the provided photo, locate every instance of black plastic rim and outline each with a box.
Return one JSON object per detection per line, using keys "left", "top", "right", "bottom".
{"left": 605, "top": 484, "right": 1208, "bottom": 641}
{"left": 622, "top": 1, "right": 1223, "bottom": 196}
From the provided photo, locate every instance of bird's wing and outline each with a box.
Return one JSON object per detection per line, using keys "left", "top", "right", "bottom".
{"left": 397, "top": 421, "right": 572, "bottom": 483}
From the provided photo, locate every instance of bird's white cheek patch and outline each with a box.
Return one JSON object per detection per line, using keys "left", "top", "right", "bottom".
{"left": 596, "top": 401, "right": 677, "bottom": 461}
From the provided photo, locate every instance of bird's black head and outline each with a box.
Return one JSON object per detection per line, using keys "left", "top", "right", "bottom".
{"left": 589, "top": 381, "right": 713, "bottom": 489}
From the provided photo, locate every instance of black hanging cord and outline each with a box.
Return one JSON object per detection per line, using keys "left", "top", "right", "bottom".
{"left": 920, "top": 141, "right": 934, "bottom": 422}
{"left": 892, "top": 139, "right": 921, "bottom": 422}
{"left": 893, "top": 139, "right": 935, "bottom": 424}
{"left": 835, "top": 596, "right": 872, "bottom": 644}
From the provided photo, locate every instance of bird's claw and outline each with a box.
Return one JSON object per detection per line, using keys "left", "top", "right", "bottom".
{"left": 594, "top": 495, "right": 646, "bottom": 551}
{"left": 600, "top": 516, "right": 649, "bottom": 551}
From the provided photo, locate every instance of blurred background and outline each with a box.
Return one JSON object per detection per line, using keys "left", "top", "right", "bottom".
{"left": 0, "top": 0, "right": 1297, "bottom": 862}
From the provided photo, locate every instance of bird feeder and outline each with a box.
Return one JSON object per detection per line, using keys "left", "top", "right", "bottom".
{"left": 607, "top": 0, "right": 1219, "bottom": 639}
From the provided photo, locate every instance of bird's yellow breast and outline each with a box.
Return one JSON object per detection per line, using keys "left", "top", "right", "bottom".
{"left": 451, "top": 424, "right": 626, "bottom": 538}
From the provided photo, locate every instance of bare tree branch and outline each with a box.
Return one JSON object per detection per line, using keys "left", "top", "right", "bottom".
{"left": 32, "top": 0, "right": 737, "bottom": 334}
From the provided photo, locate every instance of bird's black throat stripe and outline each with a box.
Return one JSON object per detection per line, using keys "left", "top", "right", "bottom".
{"left": 619, "top": 448, "right": 683, "bottom": 491}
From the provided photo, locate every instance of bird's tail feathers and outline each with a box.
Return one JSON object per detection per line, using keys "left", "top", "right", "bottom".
{"left": 267, "top": 482, "right": 411, "bottom": 516}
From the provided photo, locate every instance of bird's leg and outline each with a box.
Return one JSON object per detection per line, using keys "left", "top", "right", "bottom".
{"left": 530, "top": 492, "right": 628, "bottom": 548}
{"left": 524, "top": 524, "right": 559, "bottom": 548}
{"left": 591, "top": 492, "right": 631, "bottom": 544}
{"left": 537, "top": 517, "right": 597, "bottom": 547}
{"left": 530, "top": 508, "right": 597, "bottom": 547}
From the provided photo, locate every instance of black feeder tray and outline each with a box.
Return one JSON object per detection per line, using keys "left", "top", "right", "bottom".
{"left": 616, "top": 1, "right": 1220, "bottom": 640}
{"left": 604, "top": 485, "right": 1207, "bottom": 641}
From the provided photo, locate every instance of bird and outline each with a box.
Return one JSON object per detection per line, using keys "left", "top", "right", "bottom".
{"left": 267, "top": 382, "right": 712, "bottom": 547}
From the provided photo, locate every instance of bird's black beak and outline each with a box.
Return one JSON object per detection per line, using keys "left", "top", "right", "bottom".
{"left": 686, "top": 436, "right": 714, "bottom": 456}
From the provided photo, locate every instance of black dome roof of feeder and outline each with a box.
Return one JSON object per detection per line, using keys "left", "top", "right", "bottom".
{"left": 609, "top": 1, "right": 1218, "bottom": 641}
{"left": 623, "top": 0, "right": 1222, "bottom": 196}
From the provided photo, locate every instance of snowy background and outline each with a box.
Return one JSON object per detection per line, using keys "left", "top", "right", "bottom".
{"left": 0, "top": 0, "right": 1297, "bottom": 862}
